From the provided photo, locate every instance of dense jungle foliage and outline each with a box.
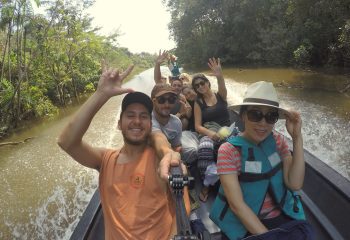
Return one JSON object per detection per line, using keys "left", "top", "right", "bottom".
{"left": 0, "top": 0, "right": 156, "bottom": 138}
{"left": 163, "top": 0, "right": 350, "bottom": 69}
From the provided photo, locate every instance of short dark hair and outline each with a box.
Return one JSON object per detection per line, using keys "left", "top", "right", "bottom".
{"left": 121, "top": 92, "right": 153, "bottom": 115}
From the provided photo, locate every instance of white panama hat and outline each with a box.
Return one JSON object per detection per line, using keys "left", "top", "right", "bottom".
{"left": 232, "top": 81, "right": 289, "bottom": 119}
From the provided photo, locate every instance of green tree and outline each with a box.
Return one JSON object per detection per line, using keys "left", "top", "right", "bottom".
{"left": 163, "top": 0, "right": 350, "bottom": 69}
{"left": 0, "top": 0, "right": 156, "bottom": 138}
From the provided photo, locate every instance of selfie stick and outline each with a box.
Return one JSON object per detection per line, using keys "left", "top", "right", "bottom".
{"left": 169, "top": 166, "right": 198, "bottom": 240}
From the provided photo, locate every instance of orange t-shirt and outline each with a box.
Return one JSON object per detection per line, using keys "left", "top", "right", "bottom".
{"left": 99, "top": 147, "right": 174, "bottom": 240}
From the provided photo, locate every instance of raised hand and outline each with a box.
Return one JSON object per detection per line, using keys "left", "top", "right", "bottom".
{"left": 158, "top": 151, "right": 184, "bottom": 181}
{"left": 285, "top": 110, "right": 303, "bottom": 140}
{"left": 207, "top": 57, "right": 223, "bottom": 78}
{"left": 178, "top": 94, "right": 191, "bottom": 117}
{"left": 156, "top": 50, "right": 169, "bottom": 64}
{"left": 97, "top": 64, "right": 134, "bottom": 98}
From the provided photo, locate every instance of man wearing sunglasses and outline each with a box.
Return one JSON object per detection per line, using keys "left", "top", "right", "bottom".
{"left": 151, "top": 82, "right": 210, "bottom": 237}
{"left": 151, "top": 83, "right": 183, "bottom": 152}
{"left": 154, "top": 50, "right": 192, "bottom": 131}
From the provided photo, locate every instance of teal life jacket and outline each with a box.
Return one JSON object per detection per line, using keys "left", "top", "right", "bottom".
{"left": 209, "top": 133, "right": 305, "bottom": 240}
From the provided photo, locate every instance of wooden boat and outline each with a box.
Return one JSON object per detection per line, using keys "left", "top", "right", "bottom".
{"left": 69, "top": 108, "right": 350, "bottom": 240}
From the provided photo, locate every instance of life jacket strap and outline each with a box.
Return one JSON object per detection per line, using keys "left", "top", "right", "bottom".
{"left": 218, "top": 192, "right": 230, "bottom": 221}
{"left": 238, "top": 162, "right": 282, "bottom": 182}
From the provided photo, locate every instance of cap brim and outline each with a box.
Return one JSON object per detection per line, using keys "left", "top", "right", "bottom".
{"left": 154, "top": 90, "right": 177, "bottom": 98}
{"left": 230, "top": 103, "right": 289, "bottom": 119}
{"left": 122, "top": 92, "right": 153, "bottom": 114}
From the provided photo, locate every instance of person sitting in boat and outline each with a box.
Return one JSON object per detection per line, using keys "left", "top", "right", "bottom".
{"left": 211, "top": 81, "right": 314, "bottom": 239}
{"left": 168, "top": 53, "right": 181, "bottom": 77}
{"left": 154, "top": 51, "right": 192, "bottom": 131}
{"left": 150, "top": 82, "right": 209, "bottom": 236}
{"left": 192, "top": 57, "right": 231, "bottom": 202}
{"left": 57, "top": 65, "right": 187, "bottom": 240}
{"left": 179, "top": 73, "right": 192, "bottom": 86}
{"left": 150, "top": 82, "right": 196, "bottom": 171}
{"left": 151, "top": 83, "right": 183, "bottom": 152}
{"left": 173, "top": 79, "right": 193, "bottom": 130}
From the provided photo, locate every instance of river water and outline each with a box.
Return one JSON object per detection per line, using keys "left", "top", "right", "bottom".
{"left": 0, "top": 67, "right": 349, "bottom": 239}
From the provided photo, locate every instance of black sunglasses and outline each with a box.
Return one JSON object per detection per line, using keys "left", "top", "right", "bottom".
{"left": 194, "top": 80, "right": 206, "bottom": 89}
{"left": 156, "top": 95, "right": 177, "bottom": 104}
{"left": 246, "top": 109, "right": 279, "bottom": 124}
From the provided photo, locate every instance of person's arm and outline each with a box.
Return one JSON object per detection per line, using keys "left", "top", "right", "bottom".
{"left": 152, "top": 132, "right": 190, "bottom": 238}
{"left": 150, "top": 130, "right": 189, "bottom": 182}
{"left": 154, "top": 50, "right": 168, "bottom": 84}
{"left": 184, "top": 102, "right": 192, "bottom": 119}
{"left": 180, "top": 94, "right": 192, "bottom": 119}
{"left": 220, "top": 174, "right": 269, "bottom": 235}
{"left": 175, "top": 94, "right": 191, "bottom": 119}
{"left": 193, "top": 101, "right": 220, "bottom": 141}
{"left": 208, "top": 57, "right": 227, "bottom": 101}
{"left": 57, "top": 65, "right": 134, "bottom": 170}
{"left": 282, "top": 110, "right": 305, "bottom": 190}
{"left": 150, "top": 130, "right": 179, "bottom": 161}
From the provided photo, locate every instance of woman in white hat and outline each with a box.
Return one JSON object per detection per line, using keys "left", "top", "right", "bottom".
{"left": 210, "top": 81, "right": 313, "bottom": 239}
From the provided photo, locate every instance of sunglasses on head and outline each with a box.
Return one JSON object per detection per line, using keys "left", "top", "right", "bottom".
{"left": 246, "top": 109, "right": 279, "bottom": 124}
{"left": 194, "top": 80, "right": 206, "bottom": 89}
{"left": 156, "top": 95, "right": 177, "bottom": 104}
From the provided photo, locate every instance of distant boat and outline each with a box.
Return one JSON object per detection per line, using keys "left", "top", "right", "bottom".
{"left": 69, "top": 108, "right": 350, "bottom": 240}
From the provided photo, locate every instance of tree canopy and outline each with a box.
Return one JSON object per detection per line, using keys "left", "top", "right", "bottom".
{"left": 0, "top": 0, "right": 156, "bottom": 138}
{"left": 163, "top": 0, "right": 350, "bottom": 69}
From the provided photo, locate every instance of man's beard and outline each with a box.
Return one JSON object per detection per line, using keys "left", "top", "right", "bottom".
{"left": 122, "top": 130, "right": 150, "bottom": 146}
{"left": 154, "top": 107, "right": 171, "bottom": 118}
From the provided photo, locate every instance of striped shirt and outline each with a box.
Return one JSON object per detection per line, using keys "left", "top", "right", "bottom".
{"left": 217, "top": 132, "right": 291, "bottom": 219}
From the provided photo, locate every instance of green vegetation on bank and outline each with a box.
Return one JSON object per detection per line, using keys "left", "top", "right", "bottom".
{"left": 163, "top": 0, "right": 350, "bottom": 69}
{"left": 0, "top": 0, "right": 156, "bottom": 138}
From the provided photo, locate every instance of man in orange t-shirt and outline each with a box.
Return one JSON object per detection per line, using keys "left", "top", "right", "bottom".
{"left": 58, "top": 65, "right": 185, "bottom": 239}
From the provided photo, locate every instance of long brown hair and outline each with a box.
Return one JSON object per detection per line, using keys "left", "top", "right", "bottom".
{"left": 191, "top": 73, "right": 211, "bottom": 98}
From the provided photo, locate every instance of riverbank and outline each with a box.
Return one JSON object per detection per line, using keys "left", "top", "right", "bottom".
{"left": 0, "top": 94, "right": 90, "bottom": 142}
{"left": 0, "top": 68, "right": 146, "bottom": 142}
